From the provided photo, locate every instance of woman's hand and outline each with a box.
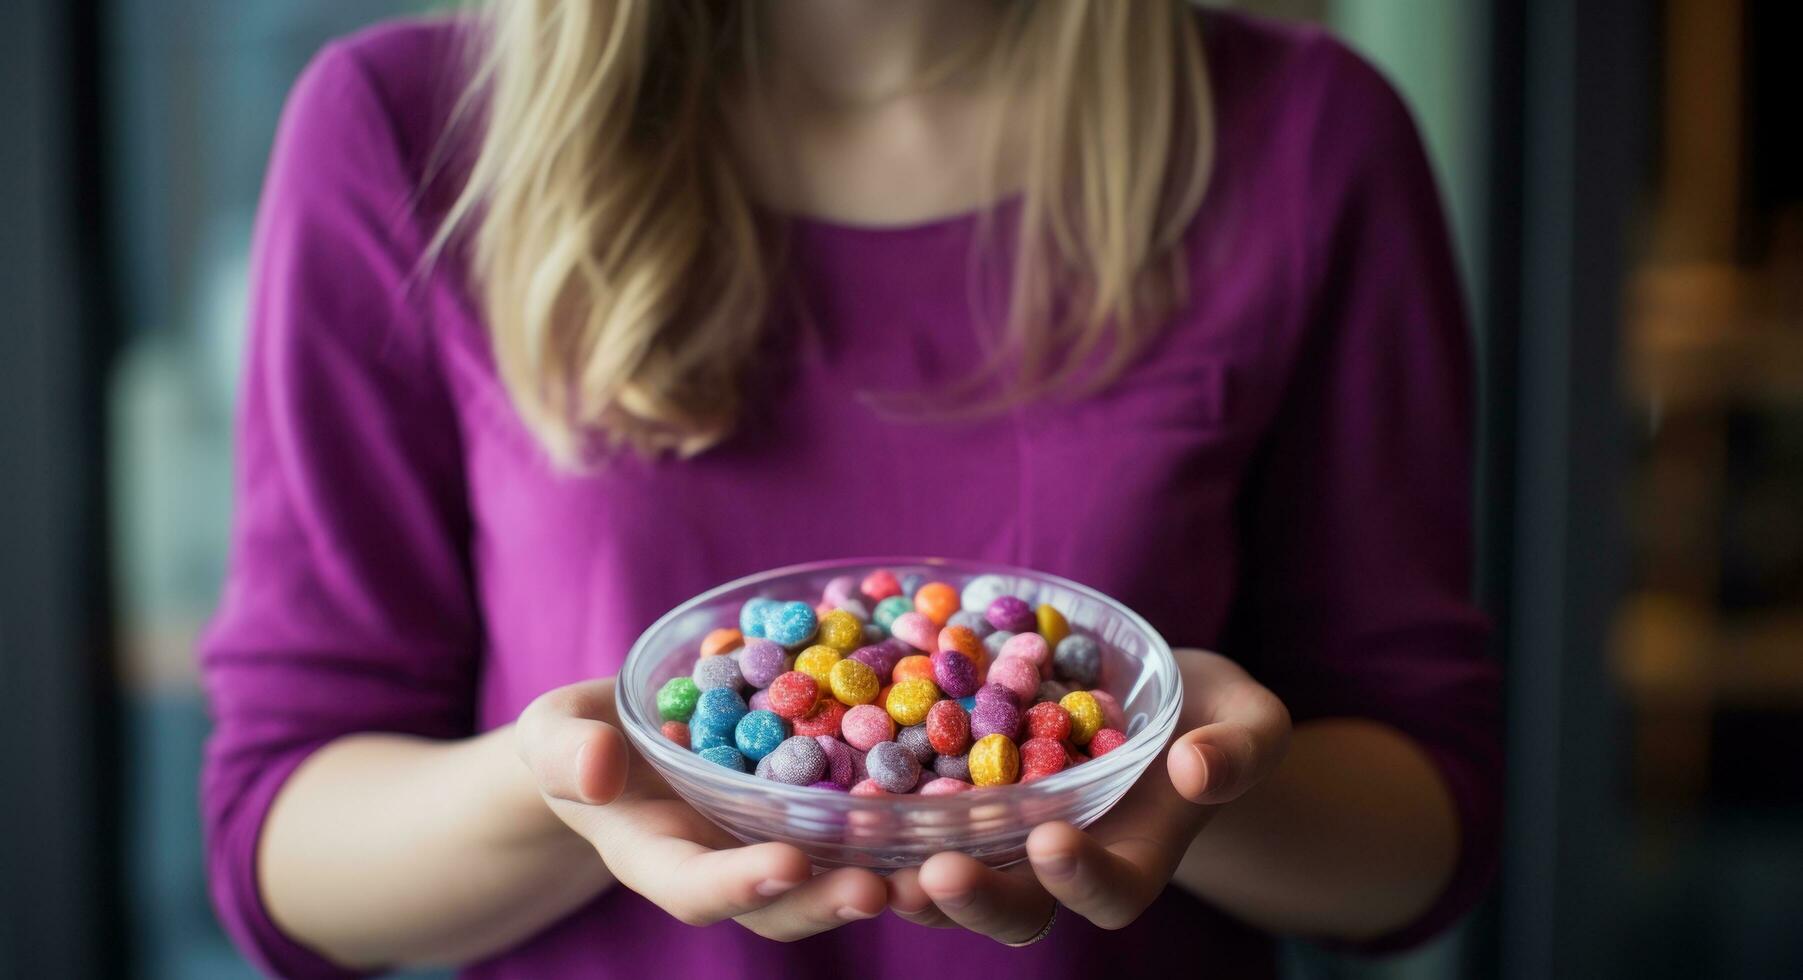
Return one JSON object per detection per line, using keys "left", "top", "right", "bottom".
{"left": 887, "top": 649, "right": 1291, "bottom": 942}
{"left": 515, "top": 678, "right": 889, "bottom": 940}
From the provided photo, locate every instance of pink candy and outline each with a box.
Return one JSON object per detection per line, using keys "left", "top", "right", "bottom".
{"left": 1091, "top": 689, "right": 1126, "bottom": 732}
{"left": 919, "top": 777, "right": 974, "bottom": 796}
{"left": 986, "top": 655, "right": 1040, "bottom": 705}
{"left": 889, "top": 611, "right": 938, "bottom": 652}
{"left": 841, "top": 703, "right": 896, "bottom": 751}
{"left": 999, "top": 632, "right": 1050, "bottom": 673}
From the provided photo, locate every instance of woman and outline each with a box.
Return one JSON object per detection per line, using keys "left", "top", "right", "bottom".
{"left": 201, "top": 1, "right": 1499, "bottom": 977}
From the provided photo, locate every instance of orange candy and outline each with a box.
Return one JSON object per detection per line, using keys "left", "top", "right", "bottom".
{"left": 937, "top": 624, "right": 985, "bottom": 667}
{"left": 892, "top": 654, "right": 935, "bottom": 685}
{"left": 913, "top": 581, "right": 959, "bottom": 626}
{"left": 700, "top": 628, "right": 743, "bottom": 657}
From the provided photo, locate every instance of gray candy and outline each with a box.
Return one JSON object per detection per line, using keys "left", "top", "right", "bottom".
{"left": 897, "top": 724, "right": 937, "bottom": 765}
{"left": 1053, "top": 635, "right": 1102, "bottom": 686}
{"left": 933, "top": 753, "right": 972, "bottom": 782}
{"left": 865, "top": 741, "right": 922, "bottom": 794}
{"left": 764, "top": 735, "right": 827, "bottom": 786}
{"left": 692, "top": 654, "right": 744, "bottom": 691}
{"left": 946, "top": 609, "right": 996, "bottom": 639}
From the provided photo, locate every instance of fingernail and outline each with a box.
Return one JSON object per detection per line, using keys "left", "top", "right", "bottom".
{"left": 935, "top": 890, "right": 973, "bottom": 910}
{"left": 837, "top": 905, "right": 876, "bottom": 921}
{"left": 1034, "top": 852, "right": 1076, "bottom": 882}
{"left": 756, "top": 879, "right": 799, "bottom": 897}
{"left": 1195, "top": 743, "right": 1231, "bottom": 794}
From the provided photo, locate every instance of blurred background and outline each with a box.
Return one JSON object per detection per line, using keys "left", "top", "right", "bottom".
{"left": 2, "top": 0, "right": 1799, "bottom": 977}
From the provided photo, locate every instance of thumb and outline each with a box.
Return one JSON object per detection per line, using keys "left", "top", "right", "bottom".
{"left": 1166, "top": 721, "right": 1281, "bottom": 806}
{"left": 517, "top": 679, "right": 631, "bottom": 805}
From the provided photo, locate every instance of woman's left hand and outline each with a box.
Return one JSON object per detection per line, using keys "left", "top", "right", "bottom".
{"left": 887, "top": 648, "right": 1291, "bottom": 942}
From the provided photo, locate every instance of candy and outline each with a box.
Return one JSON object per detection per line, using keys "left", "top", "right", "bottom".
{"left": 692, "top": 687, "right": 747, "bottom": 729}
{"left": 793, "top": 645, "right": 843, "bottom": 685}
{"left": 755, "top": 754, "right": 775, "bottom": 779}
{"left": 737, "top": 639, "right": 789, "bottom": 688}
{"left": 970, "top": 697, "right": 1020, "bottom": 741}
{"left": 734, "top": 709, "right": 788, "bottom": 762}
{"left": 1088, "top": 728, "right": 1128, "bottom": 756}
{"left": 764, "top": 601, "right": 818, "bottom": 647}
{"left": 765, "top": 735, "right": 828, "bottom": 785}
{"left": 817, "top": 735, "right": 856, "bottom": 787}
{"left": 982, "top": 630, "right": 1015, "bottom": 658}
{"left": 865, "top": 741, "right": 922, "bottom": 793}
{"left": 999, "top": 632, "right": 1050, "bottom": 673}
{"left": 691, "top": 720, "right": 734, "bottom": 751}
{"left": 974, "top": 682, "right": 1018, "bottom": 708}
{"left": 946, "top": 609, "right": 996, "bottom": 638}
{"left": 986, "top": 596, "right": 1036, "bottom": 634}
{"left": 890, "top": 612, "right": 938, "bottom": 652}
{"left": 841, "top": 704, "right": 896, "bottom": 751}
{"left": 748, "top": 689, "right": 773, "bottom": 712}
{"left": 925, "top": 700, "right": 972, "bottom": 755}
{"left": 700, "top": 628, "right": 744, "bottom": 657}
{"left": 897, "top": 723, "right": 937, "bottom": 764}
{"left": 872, "top": 595, "right": 913, "bottom": 632}
{"left": 898, "top": 573, "right": 926, "bottom": 598}
{"left": 931, "top": 650, "right": 979, "bottom": 698}
{"left": 1053, "top": 635, "right": 1102, "bottom": 686}
{"left": 957, "top": 695, "right": 978, "bottom": 712}
{"left": 934, "top": 753, "right": 972, "bottom": 781}
{"left": 1091, "top": 689, "right": 1127, "bottom": 731}
{"left": 816, "top": 609, "right": 864, "bottom": 651}
{"left": 656, "top": 677, "right": 701, "bottom": 722}
{"left": 838, "top": 598, "right": 871, "bottom": 620}
{"left": 792, "top": 698, "right": 847, "bottom": 738}
{"left": 919, "top": 777, "right": 974, "bottom": 796}
{"left": 969, "top": 733, "right": 1020, "bottom": 786}
{"left": 913, "top": 582, "right": 960, "bottom": 626}
{"left": 739, "top": 597, "right": 778, "bottom": 638}
{"left": 849, "top": 778, "right": 888, "bottom": 797}
{"left": 1060, "top": 690, "right": 1104, "bottom": 745}
{"left": 1024, "top": 701, "right": 1072, "bottom": 741}
{"left": 936, "top": 625, "right": 985, "bottom": 662}
{"left": 985, "top": 656, "right": 1040, "bottom": 706}
{"left": 829, "top": 657, "right": 880, "bottom": 706}
{"left": 1035, "top": 604, "right": 1071, "bottom": 649}
{"left": 886, "top": 677, "right": 940, "bottom": 727}
{"left": 822, "top": 575, "right": 863, "bottom": 608}
{"left": 698, "top": 745, "right": 748, "bottom": 771}
{"left": 849, "top": 643, "right": 903, "bottom": 684}
{"left": 660, "top": 720, "right": 690, "bottom": 748}
{"left": 692, "top": 655, "right": 743, "bottom": 691}
{"left": 959, "top": 574, "right": 1013, "bottom": 614}
{"left": 1036, "top": 680, "right": 1073, "bottom": 704}
{"left": 766, "top": 671, "right": 820, "bottom": 720}
{"left": 861, "top": 569, "right": 902, "bottom": 601}
{"left": 892, "top": 654, "right": 935, "bottom": 685}
{"left": 1020, "top": 737, "right": 1068, "bottom": 782}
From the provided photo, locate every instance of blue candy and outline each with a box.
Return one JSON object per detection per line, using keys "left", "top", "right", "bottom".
{"left": 698, "top": 745, "right": 749, "bottom": 772}
{"left": 691, "top": 719, "right": 735, "bottom": 752}
{"left": 692, "top": 687, "right": 748, "bottom": 731}
{"left": 740, "top": 597, "right": 778, "bottom": 638}
{"left": 734, "top": 709, "right": 788, "bottom": 762}
{"left": 958, "top": 695, "right": 978, "bottom": 713}
{"left": 763, "top": 600, "right": 818, "bottom": 647}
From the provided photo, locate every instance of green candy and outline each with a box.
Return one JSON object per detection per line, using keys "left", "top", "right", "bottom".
{"left": 872, "top": 595, "right": 913, "bottom": 633}
{"left": 656, "top": 676, "right": 701, "bottom": 722}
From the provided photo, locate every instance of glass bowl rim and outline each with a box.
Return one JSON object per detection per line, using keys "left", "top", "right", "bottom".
{"left": 616, "top": 555, "right": 1181, "bottom": 810}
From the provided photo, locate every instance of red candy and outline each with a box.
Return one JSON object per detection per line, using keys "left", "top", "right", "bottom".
{"left": 660, "top": 720, "right": 690, "bottom": 749}
{"left": 1024, "top": 701, "right": 1072, "bottom": 741}
{"left": 849, "top": 778, "right": 888, "bottom": 797}
{"left": 767, "top": 671, "right": 820, "bottom": 720}
{"left": 792, "top": 698, "right": 847, "bottom": 738}
{"left": 1088, "top": 728, "right": 1128, "bottom": 756}
{"left": 861, "top": 570, "right": 901, "bottom": 601}
{"left": 1019, "top": 737, "right": 1068, "bottom": 782}
{"left": 925, "top": 699, "right": 972, "bottom": 755}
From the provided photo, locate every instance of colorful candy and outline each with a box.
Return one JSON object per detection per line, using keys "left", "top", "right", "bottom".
{"left": 1024, "top": 701, "right": 1072, "bottom": 742}
{"left": 1060, "top": 690, "right": 1104, "bottom": 745}
{"left": 919, "top": 777, "right": 974, "bottom": 796}
{"left": 971, "top": 697, "right": 1021, "bottom": 741}
{"left": 891, "top": 654, "right": 935, "bottom": 685}
{"left": 897, "top": 723, "right": 937, "bottom": 765}
{"left": 764, "top": 601, "right": 819, "bottom": 647}
{"left": 890, "top": 612, "right": 938, "bottom": 652}
{"left": 861, "top": 569, "right": 902, "bottom": 601}
{"left": 656, "top": 677, "right": 701, "bottom": 721}
{"left": 829, "top": 657, "right": 880, "bottom": 706}
{"left": 1053, "top": 635, "right": 1102, "bottom": 686}
{"left": 793, "top": 644, "right": 843, "bottom": 685}
{"left": 764, "top": 735, "right": 828, "bottom": 785}
{"left": 1019, "top": 737, "right": 1068, "bottom": 782}
{"left": 766, "top": 671, "right": 819, "bottom": 720}
{"left": 872, "top": 595, "right": 913, "bottom": 632}
{"left": 738, "top": 639, "right": 789, "bottom": 688}
{"left": 930, "top": 650, "right": 979, "bottom": 698}
{"left": 913, "top": 582, "right": 960, "bottom": 626}
{"left": 734, "top": 710, "right": 788, "bottom": 761}
{"left": 792, "top": 698, "right": 847, "bottom": 738}
{"left": 698, "top": 745, "right": 748, "bottom": 771}
{"left": 986, "top": 596, "right": 1036, "bottom": 634}
{"left": 886, "top": 677, "right": 940, "bottom": 727}
{"left": 700, "top": 628, "right": 744, "bottom": 657}
{"left": 925, "top": 700, "right": 972, "bottom": 755}
{"left": 985, "top": 656, "right": 1040, "bottom": 705}
{"left": 1088, "top": 728, "right": 1128, "bottom": 757}
{"left": 692, "top": 655, "right": 743, "bottom": 691}
{"left": 865, "top": 741, "right": 922, "bottom": 793}
{"left": 934, "top": 753, "right": 972, "bottom": 781}
{"left": 969, "top": 733, "right": 1020, "bottom": 786}
{"left": 660, "top": 720, "right": 690, "bottom": 748}
{"left": 841, "top": 703, "right": 896, "bottom": 751}
{"left": 739, "top": 597, "right": 777, "bottom": 638}
{"left": 816, "top": 609, "right": 864, "bottom": 650}
{"left": 959, "top": 574, "right": 1013, "bottom": 614}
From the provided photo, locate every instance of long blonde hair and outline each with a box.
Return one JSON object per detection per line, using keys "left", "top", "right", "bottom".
{"left": 438, "top": 0, "right": 1212, "bottom": 464}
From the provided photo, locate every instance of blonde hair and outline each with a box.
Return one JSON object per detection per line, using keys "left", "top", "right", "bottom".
{"left": 437, "top": 0, "right": 1212, "bottom": 464}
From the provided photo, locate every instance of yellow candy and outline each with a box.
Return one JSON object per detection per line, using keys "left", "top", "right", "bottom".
{"left": 886, "top": 677, "right": 940, "bottom": 727}
{"left": 794, "top": 645, "right": 843, "bottom": 686}
{"left": 817, "top": 609, "right": 864, "bottom": 651}
{"left": 1036, "top": 604, "right": 1071, "bottom": 650}
{"left": 829, "top": 657, "right": 879, "bottom": 706}
{"left": 1060, "top": 690, "right": 1104, "bottom": 745}
{"left": 969, "top": 733, "right": 1020, "bottom": 786}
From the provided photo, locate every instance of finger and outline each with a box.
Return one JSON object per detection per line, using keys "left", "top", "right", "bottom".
{"left": 886, "top": 866, "right": 958, "bottom": 929}
{"left": 600, "top": 832, "right": 815, "bottom": 927}
{"left": 1167, "top": 719, "right": 1282, "bottom": 805}
{"left": 917, "top": 852, "right": 1055, "bottom": 944}
{"left": 517, "top": 679, "right": 629, "bottom": 804}
{"left": 735, "top": 867, "right": 888, "bottom": 941}
{"left": 1026, "top": 822, "right": 1161, "bottom": 930}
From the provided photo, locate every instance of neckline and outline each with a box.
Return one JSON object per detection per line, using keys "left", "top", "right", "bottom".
{"left": 769, "top": 193, "right": 1023, "bottom": 242}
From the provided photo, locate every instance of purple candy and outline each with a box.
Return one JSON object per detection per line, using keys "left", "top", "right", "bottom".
{"left": 822, "top": 574, "right": 862, "bottom": 608}
{"left": 897, "top": 724, "right": 936, "bottom": 764}
{"left": 931, "top": 650, "right": 979, "bottom": 699}
{"left": 748, "top": 688, "right": 773, "bottom": 713}
{"left": 971, "top": 699, "right": 1021, "bottom": 741}
{"left": 851, "top": 746, "right": 870, "bottom": 783}
{"left": 850, "top": 643, "right": 903, "bottom": 685}
{"left": 975, "top": 682, "right": 1019, "bottom": 708}
{"left": 816, "top": 735, "right": 856, "bottom": 787}
{"left": 986, "top": 595, "right": 1037, "bottom": 633}
{"left": 865, "top": 741, "right": 922, "bottom": 794}
{"left": 755, "top": 753, "right": 774, "bottom": 779}
{"left": 934, "top": 753, "right": 972, "bottom": 781}
{"left": 808, "top": 780, "right": 848, "bottom": 792}
{"left": 738, "top": 639, "right": 789, "bottom": 688}
{"left": 765, "top": 735, "right": 828, "bottom": 786}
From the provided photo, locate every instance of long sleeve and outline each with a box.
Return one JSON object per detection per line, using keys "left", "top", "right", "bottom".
{"left": 198, "top": 41, "right": 478, "bottom": 979}
{"left": 1232, "top": 38, "right": 1502, "bottom": 953}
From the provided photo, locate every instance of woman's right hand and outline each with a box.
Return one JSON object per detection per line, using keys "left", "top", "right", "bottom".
{"left": 515, "top": 677, "right": 888, "bottom": 940}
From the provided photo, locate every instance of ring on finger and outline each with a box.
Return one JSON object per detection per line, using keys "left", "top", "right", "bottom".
{"left": 1003, "top": 904, "right": 1057, "bottom": 948}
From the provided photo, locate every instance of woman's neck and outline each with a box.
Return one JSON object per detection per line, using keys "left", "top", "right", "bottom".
{"left": 758, "top": 0, "right": 1003, "bottom": 108}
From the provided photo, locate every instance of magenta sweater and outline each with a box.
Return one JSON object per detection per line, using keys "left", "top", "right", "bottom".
{"left": 201, "top": 11, "right": 1500, "bottom": 978}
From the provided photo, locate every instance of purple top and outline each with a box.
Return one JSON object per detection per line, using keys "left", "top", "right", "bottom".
{"left": 201, "top": 11, "right": 1500, "bottom": 979}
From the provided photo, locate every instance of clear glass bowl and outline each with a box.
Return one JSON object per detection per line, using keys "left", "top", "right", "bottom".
{"left": 616, "top": 557, "right": 1181, "bottom": 869}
